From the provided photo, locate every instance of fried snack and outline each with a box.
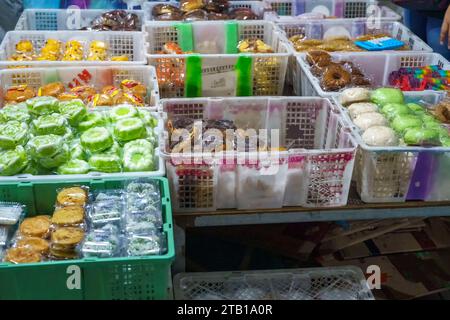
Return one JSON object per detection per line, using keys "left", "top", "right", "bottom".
{"left": 111, "top": 55, "right": 129, "bottom": 61}
{"left": 37, "top": 39, "right": 62, "bottom": 61}
{"left": 16, "top": 40, "right": 34, "bottom": 54}
{"left": 238, "top": 39, "right": 273, "bottom": 53}
{"left": 51, "top": 227, "right": 84, "bottom": 246}
{"left": 57, "top": 92, "right": 79, "bottom": 101}
{"left": 120, "top": 79, "right": 147, "bottom": 97}
{"left": 38, "top": 82, "right": 65, "bottom": 97}
{"left": 19, "top": 215, "right": 51, "bottom": 238}
{"left": 49, "top": 247, "right": 79, "bottom": 260}
{"left": 16, "top": 237, "right": 50, "bottom": 255}
{"left": 52, "top": 206, "right": 85, "bottom": 226}
{"left": 180, "top": 0, "right": 204, "bottom": 12}
{"left": 89, "top": 93, "right": 113, "bottom": 107}
{"left": 5, "top": 247, "right": 41, "bottom": 264}
{"left": 111, "top": 91, "right": 144, "bottom": 106}
{"left": 102, "top": 85, "right": 120, "bottom": 96}
{"left": 163, "top": 42, "right": 183, "bottom": 54}
{"left": 4, "top": 85, "right": 36, "bottom": 103}
{"left": 306, "top": 50, "right": 332, "bottom": 68}
{"left": 321, "top": 64, "right": 352, "bottom": 91}
{"left": 56, "top": 186, "right": 88, "bottom": 207}
{"left": 87, "top": 40, "right": 108, "bottom": 61}
{"left": 70, "top": 86, "right": 97, "bottom": 102}
{"left": 62, "top": 40, "right": 84, "bottom": 61}
{"left": 434, "top": 99, "right": 450, "bottom": 124}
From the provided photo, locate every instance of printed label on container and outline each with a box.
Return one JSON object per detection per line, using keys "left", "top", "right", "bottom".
{"left": 201, "top": 57, "right": 236, "bottom": 97}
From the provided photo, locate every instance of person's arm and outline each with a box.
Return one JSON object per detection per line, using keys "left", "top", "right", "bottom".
{"left": 440, "top": 5, "right": 450, "bottom": 48}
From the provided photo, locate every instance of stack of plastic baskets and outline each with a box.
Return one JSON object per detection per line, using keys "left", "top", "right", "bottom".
{"left": 0, "top": 177, "right": 175, "bottom": 300}
{"left": 263, "top": 0, "right": 401, "bottom": 22}
{"left": 297, "top": 52, "right": 450, "bottom": 98}
{"left": 334, "top": 92, "right": 450, "bottom": 203}
{"left": 160, "top": 96, "right": 357, "bottom": 212}
{"left": 145, "top": 20, "right": 290, "bottom": 98}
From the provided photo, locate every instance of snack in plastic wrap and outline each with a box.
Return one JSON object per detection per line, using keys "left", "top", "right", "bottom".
{"left": 391, "top": 114, "right": 423, "bottom": 133}
{"left": 120, "top": 79, "right": 147, "bottom": 98}
{"left": 70, "top": 86, "right": 97, "bottom": 102}
{"left": 4, "top": 246, "right": 41, "bottom": 264}
{"left": 26, "top": 134, "right": 64, "bottom": 159}
{"left": 81, "top": 224, "right": 121, "bottom": 258}
{"left": 404, "top": 127, "right": 441, "bottom": 146}
{"left": 88, "top": 41, "right": 108, "bottom": 61}
{"left": 0, "top": 146, "right": 28, "bottom": 176}
{"left": 340, "top": 87, "right": 371, "bottom": 106}
{"left": 5, "top": 85, "right": 36, "bottom": 104}
{"left": 0, "top": 202, "right": 24, "bottom": 225}
{"left": 89, "top": 191, "right": 124, "bottom": 227}
{"left": 52, "top": 206, "right": 85, "bottom": 227}
{"left": 77, "top": 111, "right": 106, "bottom": 131}
{"left": 109, "top": 104, "right": 138, "bottom": 122}
{"left": 114, "top": 117, "right": 145, "bottom": 142}
{"left": 57, "top": 159, "right": 90, "bottom": 175}
{"left": 88, "top": 153, "right": 122, "bottom": 173}
{"left": 0, "top": 121, "right": 28, "bottom": 149}
{"left": 37, "top": 143, "right": 70, "bottom": 169}
{"left": 26, "top": 96, "right": 59, "bottom": 115}
{"left": 229, "top": 7, "right": 258, "bottom": 20}
{"left": 237, "top": 39, "right": 273, "bottom": 53}
{"left": 110, "top": 55, "right": 129, "bottom": 61}
{"left": 16, "top": 237, "right": 50, "bottom": 255}
{"left": 37, "top": 39, "right": 62, "bottom": 61}
{"left": 56, "top": 186, "right": 88, "bottom": 207}
{"left": 38, "top": 82, "right": 65, "bottom": 97}
{"left": 347, "top": 102, "right": 379, "bottom": 120}
{"left": 362, "top": 126, "right": 399, "bottom": 146}
{"left": 50, "top": 226, "right": 84, "bottom": 260}
{"left": 127, "top": 233, "right": 164, "bottom": 256}
{"left": 0, "top": 225, "right": 9, "bottom": 247}
{"left": 371, "top": 87, "right": 404, "bottom": 106}
{"left": 89, "top": 93, "right": 113, "bottom": 107}
{"left": 58, "top": 99, "right": 88, "bottom": 126}
{"left": 353, "top": 112, "right": 388, "bottom": 131}
{"left": 19, "top": 215, "right": 51, "bottom": 238}
{"left": 88, "top": 10, "right": 140, "bottom": 31}
{"left": 32, "top": 113, "right": 68, "bottom": 136}
{"left": 81, "top": 127, "right": 114, "bottom": 153}
{"left": 0, "top": 103, "right": 31, "bottom": 123}
{"left": 122, "top": 139, "right": 155, "bottom": 172}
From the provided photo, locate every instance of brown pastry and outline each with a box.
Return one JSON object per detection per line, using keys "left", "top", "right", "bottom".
{"left": 183, "top": 9, "right": 208, "bottom": 21}
{"left": 16, "top": 237, "right": 50, "bottom": 255}
{"left": 56, "top": 186, "right": 88, "bottom": 207}
{"left": 120, "top": 79, "right": 147, "bottom": 97}
{"left": 4, "top": 85, "right": 36, "bottom": 103}
{"left": 49, "top": 247, "right": 79, "bottom": 260}
{"left": 19, "top": 215, "right": 51, "bottom": 238}
{"left": 52, "top": 206, "right": 85, "bottom": 226}
{"left": 321, "top": 64, "right": 352, "bottom": 91}
{"left": 5, "top": 247, "right": 41, "bottom": 264}
{"left": 57, "top": 92, "right": 79, "bottom": 101}
{"left": 51, "top": 227, "right": 84, "bottom": 246}
{"left": 180, "top": 0, "right": 204, "bottom": 12}
{"left": 89, "top": 93, "right": 113, "bottom": 107}
{"left": 306, "top": 50, "right": 332, "bottom": 68}
{"left": 70, "top": 86, "right": 97, "bottom": 102}
{"left": 38, "top": 82, "right": 65, "bottom": 97}
{"left": 152, "top": 3, "right": 182, "bottom": 16}
{"left": 435, "top": 100, "right": 450, "bottom": 123}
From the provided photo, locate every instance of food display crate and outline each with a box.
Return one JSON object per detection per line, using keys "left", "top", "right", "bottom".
{"left": 0, "top": 31, "right": 146, "bottom": 68}
{"left": 174, "top": 266, "right": 374, "bottom": 300}
{"left": 0, "top": 177, "right": 174, "bottom": 300}
{"left": 14, "top": 9, "right": 145, "bottom": 31}
{"left": 296, "top": 52, "right": 450, "bottom": 98}
{"left": 160, "top": 96, "right": 357, "bottom": 212}
{"left": 334, "top": 92, "right": 450, "bottom": 203}
{"left": 0, "top": 65, "right": 160, "bottom": 107}
{"left": 145, "top": 20, "right": 290, "bottom": 98}
{"left": 264, "top": 0, "right": 401, "bottom": 22}
{"left": 143, "top": 1, "right": 269, "bottom": 21}
{"left": 276, "top": 20, "right": 432, "bottom": 92}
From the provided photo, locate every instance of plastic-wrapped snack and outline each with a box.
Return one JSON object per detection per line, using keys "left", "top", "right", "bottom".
{"left": 37, "top": 39, "right": 62, "bottom": 61}
{"left": 70, "top": 86, "right": 97, "bottom": 102}
{"left": 58, "top": 99, "right": 88, "bottom": 126}
{"left": 0, "top": 226, "right": 9, "bottom": 247}
{"left": 114, "top": 117, "right": 146, "bottom": 142}
{"left": 0, "top": 146, "right": 28, "bottom": 176}
{"left": 4, "top": 246, "right": 41, "bottom": 264}
{"left": 81, "top": 224, "right": 121, "bottom": 258}
{"left": 56, "top": 186, "right": 88, "bottom": 207}
{"left": 37, "top": 143, "right": 70, "bottom": 169}
{"left": 0, "top": 121, "right": 28, "bottom": 149}
{"left": 120, "top": 79, "right": 147, "bottom": 98}
{"left": 16, "top": 236, "right": 50, "bottom": 255}
{"left": 88, "top": 93, "right": 113, "bottom": 107}
{"left": 32, "top": 113, "right": 68, "bottom": 136}
{"left": 0, "top": 103, "right": 31, "bottom": 123}
{"left": 125, "top": 211, "right": 161, "bottom": 235}
{"left": 26, "top": 96, "right": 59, "bottom": 116}
{"left": 5, "top": 85, "right": 36, "bottom": 104}
{"left": 122, "top": 139, "right": 155, "bottom": 172}
{"left": 81, "top": 127, "right": 114, "bottom": 153}
{"left": 138, "top": 109, "right": 158, "bottom": 128}
{"left": 88, "top": 153, "right": 122, "bottom": 173}
{"left": 237, "top": 39, "right": 273, "bottom": 53}
{"left": 77, "top": 111, "right": 106, "bottom": 131}
{"left": 50, "top": 226, "right": 84, "bottom": 260}
{"left": 19, "top": 215, "right": 51, "bottom": 238}
{"left": 51, "top": 205, "right": 85, "bottom": 227}
{"left": 57, "top": 159, "right": 90, "bottom": 175}
{"left": 0, "top": 202, "right": 24, "bottom": 225}
{"left": 109, "top": 104, "right": 138, "bottom": 122}
{"left": 125, "top": 184, "right": 160, "bottom": 214}
{"left": 126, "top": 233, "right": 164, "bottom": 256}
{"left": 57, "top": 92, "right": 79, "bottom": 102}
{"left": 62, "top": 40, "right": 84, "bottom": 61}
{"left": 125, "top": 179, "right": 160, "bottom": 198}
{"left": 87, "top": 41, "right": 108, "bottom": 61}
{"left": 38, "top": 82, "right": 65, "bottom": 97}
{"left": 89, "top": 191, "right": 124, "bottom": 227}
{"left": 26, "top": 134, "right": 65, "bottom": 160}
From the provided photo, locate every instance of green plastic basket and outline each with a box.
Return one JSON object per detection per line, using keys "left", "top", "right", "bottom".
{"left": 0, "top": 177, "right": 174, "bottom": 300}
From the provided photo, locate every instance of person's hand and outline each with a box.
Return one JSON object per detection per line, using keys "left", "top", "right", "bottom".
{"left": 440, "top": 5, "right": 450, "bottom": 48}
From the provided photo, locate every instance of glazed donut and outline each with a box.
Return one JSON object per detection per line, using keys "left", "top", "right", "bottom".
{"left": 321, "top": 64, "right": 351, "bottom": 91}
{"left": 306, "top": 50, "right": 332, "bottom": 68}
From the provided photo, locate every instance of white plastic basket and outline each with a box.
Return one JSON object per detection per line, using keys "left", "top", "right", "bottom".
{"left": 264, "top": 0, "right": 401, "bottom": 22}
{"left": 173, "top": 267, "right": 374, "bottom": 300}
{"left": 333, "top": 91, "right": 450, "bottom": 203}
{"left": 160, "top": 96, "right": 357, "bottom": 212}
{"left": 0, "top": 65, "right": 160, "bottom": 107}
{"left": 145, "top": 20, "right": 290, "bottom": 98}
{"left": 15, "top": 9, "right": 145, "bottom": 31}
{"left": 0, "top": 31, "right": 146, "bottom": 68}
{"left": 296, "top": 52, "right": 450, "bottom": 98}
{"left": 143, "top": 1, "right": 269, "bottom": 21}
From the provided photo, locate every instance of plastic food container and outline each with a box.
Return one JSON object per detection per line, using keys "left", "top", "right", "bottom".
{"left": 263, "top": 0, "right": 401, "bottom": 22}
{"left": 144, "top": 1, "right": 269, "bottom": 21}
{"left": 14, "top": 9, "right": 145, "bottom": 31}
{"left": 334, "top": 91, "right": 450, "bottom": 203}
{"left": 174, "top": 266, "right": 374, "bottom": 300}
{"left": 146, "top": 20, "right": 290, "bottom": 98}
{"left": 160, "top": 96, "right": 357, "bottom": 212}
{"left": 0, "top": 30, "right": 146, "bottom": 69}
{"left": 0, "top": 177, "right": 174, "bottom": 300}
{"left": 0, "top": 65, "right": 159, "bottom": 107}
{"left": 296, "top": 52, "right": 450, "bottom": 98}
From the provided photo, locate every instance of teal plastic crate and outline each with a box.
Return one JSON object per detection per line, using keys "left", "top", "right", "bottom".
{"left": 0, "top": 177, "right": 174, "bottom": 300}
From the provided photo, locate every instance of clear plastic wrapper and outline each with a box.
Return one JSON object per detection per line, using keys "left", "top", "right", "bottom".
{"left": 0, "top": 225, "right": 9, "bottom": 247}
{"left": 81, "top": 223, "right": 121, "bottom": 258}
{"left": 88, "top": 190, "right": 124, "bottom": 227}
{"left": 126, "top": 233, "right": 166, "bottom": 256}
{"left": 125, "top": 211, "right": 161, "bottom": 235}
{"left": 18, "top": 215, "right": 51, "bottom": 239}
{"left": 56, "top": 186, "right": 89, "bottom": 207}
{"left": 0, "top": 202, "right": 25, "bottom": 225}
